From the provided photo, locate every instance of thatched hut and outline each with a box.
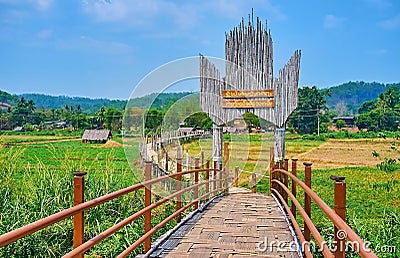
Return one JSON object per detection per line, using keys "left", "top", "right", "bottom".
{"left": 82, "top": 129, "right": 112, "bottom": 143}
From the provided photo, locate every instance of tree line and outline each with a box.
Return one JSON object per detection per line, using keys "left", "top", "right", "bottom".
{"left": 3, "top": 86, "right": 400, "bottom": 134}
{"left": 0, "top": 96, "right": 125, "bottom": 132}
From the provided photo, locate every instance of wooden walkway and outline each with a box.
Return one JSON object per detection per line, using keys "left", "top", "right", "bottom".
{"left": 147, "top": 188, "right": 301, "bottom": 257}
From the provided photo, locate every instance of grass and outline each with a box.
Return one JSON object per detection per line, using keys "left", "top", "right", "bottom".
{"left": 0, "top": 135, "right": 178, "bottom": 257}
{"left": 2, "top": 132, "right": 399, "bottom": 257}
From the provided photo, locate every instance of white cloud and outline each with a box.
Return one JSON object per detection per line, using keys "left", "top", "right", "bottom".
{"left": 323, "top": 14, "right": 345, "bottom": 29}
{"left": 81, "top": 0, "right": 286, "bottom": 33}
{"left": 379, "top": 14, "right": 400, "bottom": 30}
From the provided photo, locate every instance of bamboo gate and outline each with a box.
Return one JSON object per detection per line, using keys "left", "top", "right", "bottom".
{"left": 200, "top": 15, "right": 301, "bottom": 163}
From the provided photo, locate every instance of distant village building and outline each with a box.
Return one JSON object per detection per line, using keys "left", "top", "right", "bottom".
{"left": 178, "top": 127, "right": 195, "bottom": 136}
{"left": 233, "top": 118, "right": 247, "bottom": 131}
{"left": 223, "top": 127, "right": 238, "bottom": 134}
{"left": 82, "top": 129, "right": 112, "bottom": 143}
{"left": 13, "top": 126, "right": 23, "bottom": 131}
{"left": 44, "top": 121, "right": 70, "bottom": 130}
{"left": 333, "top": 117, "right": 356, "bottom": 127}
{"left": 0, "top": 103, "right": 11, "bottom": 110}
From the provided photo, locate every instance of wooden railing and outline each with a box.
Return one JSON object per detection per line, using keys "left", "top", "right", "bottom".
{"left": 0, "top": 159, "right": 226, "bottom": 257}
{"left": 270, "top": 158, "right": 378, "bottom": 258}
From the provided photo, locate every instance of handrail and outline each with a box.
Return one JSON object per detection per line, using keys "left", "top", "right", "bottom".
{"left": 117, "top": 189, "right": 218, "bottom": 257}
{"left": 271, "top": 188, "right": 312, "bottom": 258}
{"left": 272, "top": 181, "right": 331, "bottom": 257}
{"left": 0, "top": 165, "right": 224, "bottom": 256}
{"left": 272, "top": 167, "right": 378, "bottom": 258}
{"left": 0, "top": 167, "right": 215, "bottom": 247}
{"left": 63, "top": 178, "right": 220, "bottom": 257}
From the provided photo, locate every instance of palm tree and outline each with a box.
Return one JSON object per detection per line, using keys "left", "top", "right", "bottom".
{"left": 96, "top": 106, "right": 106, "bottom": 129}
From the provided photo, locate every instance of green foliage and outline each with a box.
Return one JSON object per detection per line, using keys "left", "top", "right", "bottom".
{"left": 359, "top": 100, "right": 377, "bottom": 114}
{"left": 144, "top": 108, "right": 164, "bottom": 134}
{"left": 184, "top": 112, "right": 209, "bottom": 129}
{"left": 326, "top": 81, "right": 400, "bottom": 112}
{"left": 288, "top": 86, "right": 330, "bottom": 134}
{"left": 356, "top": 86, "right": 400, "bottom": 132}
{"left": 335, "top": 119, "right": 347, "bottom": 129}
{"left": 0, "top": 89, "right": 19, "bottom": 106}
{"left": 377, "top": 157, "right": 398, "bottom": 172}
{"left": 242, "top": 112, "right": 260, "bottom": 130}
{"left": 104, "top": 107, "right": 122, "bottom": 131}
{"left": 20, "top": 93, "right": 126, "bottom": 114}
{"left": 200, "top": 116, "right": 213, "bottom": 130}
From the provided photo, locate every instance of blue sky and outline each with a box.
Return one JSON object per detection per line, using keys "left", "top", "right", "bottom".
{"left": 0, "top": 0, "right": 399, "bottom": 99}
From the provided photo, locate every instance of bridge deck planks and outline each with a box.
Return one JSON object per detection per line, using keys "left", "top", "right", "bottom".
{"left": 148, "top": 189, "right": 300, "bottom": 257}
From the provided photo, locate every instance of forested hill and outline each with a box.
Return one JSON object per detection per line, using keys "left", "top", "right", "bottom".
{"left": 20, "top": 93, "right": 126, "bottom": 114}
{"left": 0, "top": 90, "right": 192, "bottom": 114}
{"left": 325, "top": 81, "right": 400, "bottom": 112}
{"left": 0, "top": 90, "right": 19, "bottom": 106}
{"left": 2, "top": 81, "right": 400, "bottom": 114}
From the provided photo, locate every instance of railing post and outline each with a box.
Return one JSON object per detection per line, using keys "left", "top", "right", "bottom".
{"left": 303, "top": 162, "right": 312, "bottom": 242}
{"left": 223, "top": 142, "right": 230, "bottom": 194}
{"left": 176, "top": 158, "right": 182, "bottom": 222}
{"left": 73, "top": 171, "right": 87, "bottom": 258}
{"left": 218, "top": 162, "right": 223, "bottom": 192}
{"left": 251, "top": 173, "right": 256, "bottom": 193}
{"left": 234, "top": 166, "right": 239, "bottom": 187}
{"left": 291, "top": 159, "right": 298, "bottom": 219}
{"left": 284, "top": 158, "right": 289, "bottom": 204}
{"left": 144, "top": 161, "right": 152, "bottom": 253}
{"left": 213, "top": 161, "right": 217, "bottom": 194}
{"left": 194, "top": 157, "right": 200, "bottom": 209}
{"left": 278, "top": 161, "right": 283, "bottom": 197}
{"left": 205, "top": 160, "right": 210, "bottom": 202}
{"left": 165, "top": 150, "right": 168, "bottom": 172}
{"left": 331, "top": 176, "right": 346, "bottom": 258}
{"left": 269, "top": 146, "right": 274, "bottom": 192}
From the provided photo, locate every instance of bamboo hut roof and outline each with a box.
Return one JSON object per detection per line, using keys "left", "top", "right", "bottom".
{"left": 82, "top": 129, "right": 112, "bottom": 141}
